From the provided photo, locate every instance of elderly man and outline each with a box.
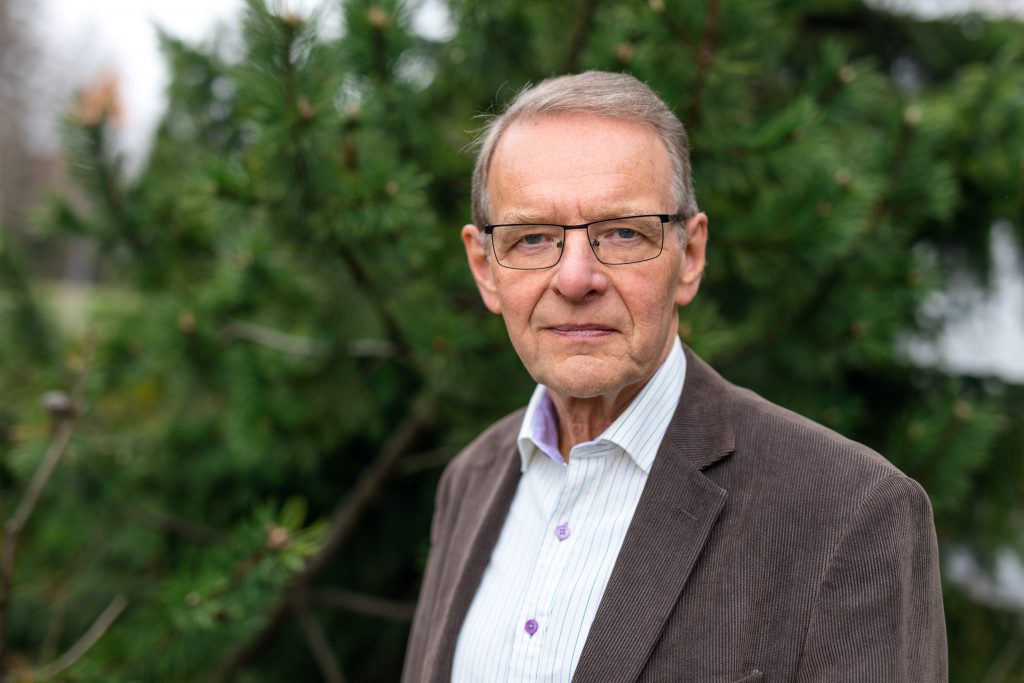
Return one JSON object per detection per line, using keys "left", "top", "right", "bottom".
{"left": 403, "top": 71, "right": 946, "bottom": 682}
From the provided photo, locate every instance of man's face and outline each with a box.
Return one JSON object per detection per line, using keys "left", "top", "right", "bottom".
{"left": 463, "top": 112, "right": 707, "bottom": 401}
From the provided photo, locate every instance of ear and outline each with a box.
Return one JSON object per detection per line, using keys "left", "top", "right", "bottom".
{"left": 675, "top": 213, "right": 708, "bottom": 308}
{"left": 462, "top": 224, "right": 502, "bottom": 314}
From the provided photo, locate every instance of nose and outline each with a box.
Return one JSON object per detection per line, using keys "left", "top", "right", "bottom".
{"left": 550, "top": 228, "right": 608, "bottom": 302}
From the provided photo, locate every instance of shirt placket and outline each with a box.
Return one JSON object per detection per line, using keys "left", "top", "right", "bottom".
{"left": 507, "top": 448, "right": 607, "bottom": 682}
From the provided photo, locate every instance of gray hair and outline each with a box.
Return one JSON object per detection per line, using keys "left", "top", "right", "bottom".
{"left": 470, "top": 71, "right": 699, "bottom": 231}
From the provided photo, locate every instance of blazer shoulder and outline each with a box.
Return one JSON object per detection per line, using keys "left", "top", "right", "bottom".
{"left": 698, "top": 369, "right": 940, "bottom": 575}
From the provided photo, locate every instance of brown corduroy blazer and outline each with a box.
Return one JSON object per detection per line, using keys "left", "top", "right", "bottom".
{"left": 402, "top": 346, "right": 947, "bottom": 682}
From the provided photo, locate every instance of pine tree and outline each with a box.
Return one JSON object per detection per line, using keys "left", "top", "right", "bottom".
{"left": 0, "top": 0, "right": 1021, "bottom": 680}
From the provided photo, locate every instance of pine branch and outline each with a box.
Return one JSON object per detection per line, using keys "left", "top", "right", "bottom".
{"left": 273, "top": 18, "right": 413, "bottom": 367}
{"left": 37, "top": 600, "right": 65, "bottom": 668}
{"left": 818, "top": 63, "right": 857, "bottom": 110}
{"left": 223, "top": 320, "right": 330, "bottom": 358}
{"left": 369, "top": 15, "right": 388, "bottom": 84}
{"left": 27, "top": 594, "right": 128, "bottom": 681}
{"left": 216, "top": 393, "right": 436, "bottom": 681}
{"left": 349, "top": 339, "right": 400, "bottom": 360}
{"left": 225, "top": 320, "right": 400, "bottom": 360}
{"left": 0, "top": 231, "right": 52, "bottom": 361}
{"left": 134, "top": 507, "right": 228, "bottom": 545}
{"left": 84, "top": 125, "right": 142, "bottom": 254}
{"left": 290, "top": 598, "right": 345, "bottom": 683}
{"left": 282, "top": 21, "right": 314, "bottom": 198}
{"left": 0, "top": 330, "right": 96, "bottom": 680}
{"left": 715, "top": 113, "right": 917, "bottom": 367}
{"left": 685, "top": 0, "right": 721, "bottom": 133}
{"left": 563, "top": 0, "right": 598, "bottom": 73}
{"left": 35, "top": 529, "right": 108, "bottom": 668}
{"left": 336, "top": 248, "right": 413, "bottom": 360}
{"left": 314, "top": 587, "right": 416, "bottom": 622}
{"left": 657, "top": 4, "right": 695, "bottom": 51}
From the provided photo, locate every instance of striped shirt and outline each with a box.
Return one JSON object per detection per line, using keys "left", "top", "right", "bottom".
{"left": 451, "top": 337, "right": 686, "bottom": 682}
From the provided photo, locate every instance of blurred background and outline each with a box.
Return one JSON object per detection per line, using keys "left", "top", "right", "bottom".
{"left": 0, "top": 0, "right": 1022, "bottom": 680}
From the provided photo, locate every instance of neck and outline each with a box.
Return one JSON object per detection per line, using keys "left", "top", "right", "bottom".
{"left": 550, "top": 385, "right": 643, "bottom": 459}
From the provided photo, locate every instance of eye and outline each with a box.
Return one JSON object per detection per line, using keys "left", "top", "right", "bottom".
{"left": 522, "top": 233, "right": 546, "bottom": 245}
{"left": 615, "top": 228, "right": 638, "bottom": 240}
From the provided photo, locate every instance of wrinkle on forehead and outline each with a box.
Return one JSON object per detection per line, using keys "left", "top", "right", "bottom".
{"left": 500, "top": 200, "right": 661, "bottom": 225}
{"left": 488, "top": 113, "right": 674, "bottom": 225}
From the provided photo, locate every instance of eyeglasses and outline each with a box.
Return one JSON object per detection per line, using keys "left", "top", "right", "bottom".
{"left": 483, "top": 214, "right": 679, "bottom": 270}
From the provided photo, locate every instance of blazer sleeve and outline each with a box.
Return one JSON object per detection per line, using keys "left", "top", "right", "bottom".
{"left": 795, "top": 474, "right": 948, "bottom": 682}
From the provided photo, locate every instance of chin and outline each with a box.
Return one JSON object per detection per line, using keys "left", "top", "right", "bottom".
{"left": 534, "top": 362, "right": 635, "bottom": 400}
{"left": 547, "top": 378, "right": 611, "bottom": 400}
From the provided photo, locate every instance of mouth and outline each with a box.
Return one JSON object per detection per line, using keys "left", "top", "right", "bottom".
{"left": 546, "top": 324, "right": 616, "bottom": 339}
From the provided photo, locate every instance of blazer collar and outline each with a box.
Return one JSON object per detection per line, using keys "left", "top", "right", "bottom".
{"left": 572, "top": 344, "right": 736, "bottom": 681}
{"left": 665, "top": 345, "right": 736, "bottom": 470}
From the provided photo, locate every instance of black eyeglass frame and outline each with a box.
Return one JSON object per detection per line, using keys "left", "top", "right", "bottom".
{"left": 483, "top": 213, "right": 682, "bottom": 270}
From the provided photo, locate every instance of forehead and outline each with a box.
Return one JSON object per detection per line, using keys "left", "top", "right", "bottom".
{"left": 487, "top": 113, "right": 674, "bottom": 222}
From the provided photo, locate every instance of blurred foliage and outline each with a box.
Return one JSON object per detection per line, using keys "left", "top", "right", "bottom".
{"left": 0, "top": 0, "right": 1022, "bottom": 680}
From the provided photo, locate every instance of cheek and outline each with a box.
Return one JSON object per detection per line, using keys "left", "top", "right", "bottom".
{"left": 621, "top": 272, "right": 679, "bottom": 336}
{"left": 629, "top": 269, "right": 676, "bottom": 309}
{"left": 498, "top": 282, "right": 542, "bottom": 328}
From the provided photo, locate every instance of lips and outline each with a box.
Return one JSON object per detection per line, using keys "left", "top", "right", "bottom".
{"left": 547, "top": 324, "right": 616, "bottom": 338}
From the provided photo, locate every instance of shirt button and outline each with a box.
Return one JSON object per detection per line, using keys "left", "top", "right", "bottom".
{"left": 554, "top": 522, "right": 571, "bottom": 541}
{"left": 524, "top": 618, "right": 539, "bottom": 636}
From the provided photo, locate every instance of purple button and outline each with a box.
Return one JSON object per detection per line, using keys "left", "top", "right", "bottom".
{"left": 524, "top": 618, "right": 539, "bottom": 636}
{"left": 554, "top": 522, "right": 571, "bottom": 541}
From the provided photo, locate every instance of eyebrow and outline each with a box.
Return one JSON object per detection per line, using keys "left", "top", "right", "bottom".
{"left": 500, "top": 209, "right": 551, "bottom": 224}
{"left": 582, "top": 204, "right": 653, "bottom": 221}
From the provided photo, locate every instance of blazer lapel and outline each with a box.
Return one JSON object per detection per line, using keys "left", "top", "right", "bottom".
{"left": 428, "top": 438, "right": 522, "bottom": 682}
{"left": 573, "top": 347, "right": 736, "bottom": 682}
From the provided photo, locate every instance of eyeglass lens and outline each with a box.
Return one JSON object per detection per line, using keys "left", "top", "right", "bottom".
{"left": 491, "top": 216, "right": 664, "bottom": 269}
